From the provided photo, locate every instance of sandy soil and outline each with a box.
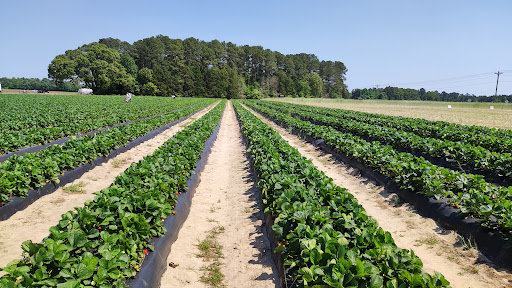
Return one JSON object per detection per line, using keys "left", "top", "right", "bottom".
{"left": 0, "top": 103, "right": 217, "bottom": 269}
{"left": 243, "top": 104, "right": 512, "bottom": 288}
{"left": 160, "top": 101, "right": 277, "bottom": 288}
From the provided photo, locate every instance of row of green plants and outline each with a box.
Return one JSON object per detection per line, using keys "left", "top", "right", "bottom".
{"left": 234, "top": 101, "right": 449, "bottom": 287}
{"left": 0, "top": 100, "right": 215, "bottom": 205}
{"left": 244, "top": 101, "right": 512, "bottom": 231}
{"left": 0, "top": 96, "right": 204, "bottom": 154}
{"left": 0, "top": 95, "right": 157, "bottom": 132}
{"left": 0, "top": 100, "right": 225, "bottom": 287}
{"left": 258, "top": 101, "right": 512, "bottom": 182}
{"left": 265, "top": 101, "right": 512, "bottom": 154}
{"left": 0, "top": 95, "right": 196, "bottom": 133}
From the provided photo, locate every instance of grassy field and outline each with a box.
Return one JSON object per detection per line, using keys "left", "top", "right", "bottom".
{"left": 1, "top": 88, "right": 77, "bottom": 95}
{"left": 265, "top": 98, "right": 512, "bottom": 130}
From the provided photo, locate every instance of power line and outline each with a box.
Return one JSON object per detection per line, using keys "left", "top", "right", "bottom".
{"left": 388, "top": 72, "right": 496, "bottom": 86}
{"left": 398, "top": 76, "right": 495, "bottom": 87}
{"left": 356, "top": 71, "right": 512, "bottom": 94}
{"left": 425, "top": 81, "right": 497, "bottom": 91}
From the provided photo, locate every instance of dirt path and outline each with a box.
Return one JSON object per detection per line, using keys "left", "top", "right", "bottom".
{"left": 160, "top": 101, "right": 277, "bottom": 288}
{"left": 0, "top": 103, "right": 218, "bottom": 269}
{"left": 243, "top": 104, "right": 512, "bottom": 288}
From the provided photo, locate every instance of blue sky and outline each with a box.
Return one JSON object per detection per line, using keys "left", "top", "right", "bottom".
{"left": 1, "top": 0, "right": 511, "bottom": 96}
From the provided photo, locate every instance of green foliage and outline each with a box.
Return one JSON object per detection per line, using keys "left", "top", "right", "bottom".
{"left": 269, "top": 101, "right": 512, "bottom": 181}
{"left": 0, "top": 97, "right": 214, "bottom": 204}
{"left": 0, "top": 77, "right": 83, "bottom": 92}
{"left": 136, "top": 68, "right": 153, "bottom": 85}
{"left": 305, "top": 73, "right": 323, "bottom": 98}
{"left": 278, "top": 70, "right": 294, "bottom": 96}
{"left": 48, "top": 42, "right": 136, "bottom": 95}
{"left": 351, "top": 87, "right": 512, "bottom": 102}
{"left": 234, "top": 101, "right": 450, "bottom": 287}
{"left": 0, "top": 101, "right": 226, "bottom": 286}
{"left": 47, "top": 35, "right": 349, "bottom": 98}
{"left": 140, "top": 82, "right": 159, "bottom": 96}
{"left": 249, "top": 100, "right": 512, "bottom": 231}
{"left": 244, "top": 83, "right": 262, "bottom": 99}
{"left": 120, "top": 54, "right": 138, "bottom": 77}
{"left": 295, "top": 80, "right": 312, "bottom": 98}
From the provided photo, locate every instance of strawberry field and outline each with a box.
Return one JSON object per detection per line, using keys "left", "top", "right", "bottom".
{"left": 1, "top": 95, "right": 511, "bottom": 287}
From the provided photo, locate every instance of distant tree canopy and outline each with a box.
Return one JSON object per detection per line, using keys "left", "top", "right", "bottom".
{"left": 351, "top": 87, "right": 512, "bottom": 103}
{"left": 0, "top": 77, "right": 82, "bottom": 92}
{"left": 47, "top": 35, "right": 349, "bottom": 98}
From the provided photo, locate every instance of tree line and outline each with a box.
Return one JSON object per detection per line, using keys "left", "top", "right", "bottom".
{"left": 47, "top": 35, "right": 349, "bottom": 98}
{"left": 351, "top": 87, "right": 512, "bottom": 103}
{"left": 0, "top": 77, "right": 82, "bottom": 92}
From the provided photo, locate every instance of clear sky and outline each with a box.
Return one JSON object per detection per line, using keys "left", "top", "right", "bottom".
{"left": 1, "top": 0, "right": 511, "bottom": 96}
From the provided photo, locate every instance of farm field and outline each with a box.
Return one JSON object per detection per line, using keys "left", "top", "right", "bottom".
{"left": 266, "top": 98, "right": 512, "bottom": 130}
{"left": 0, "top": 101, "right": 219, "bottom": 269}
{"left": 240, "top": 102, "right": 512, "bottom": 287}
{"left": 1, "top": 89, "right": 78, "bottom": 95}
{"left": 1, "top": 95, "right": 512, "bottom": 287}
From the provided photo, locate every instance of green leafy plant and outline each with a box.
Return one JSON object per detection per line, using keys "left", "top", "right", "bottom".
{"left": 0, "top": 99, "right": 215, "bottom": 206}
{"left": 0, "top": 100, "right": 226, "bottom": 287}
{"left": 234, "top": 101, "right": 450, "bottom": 287}
{"left": 245, "top": 100, "right": 512, "bottom": 231}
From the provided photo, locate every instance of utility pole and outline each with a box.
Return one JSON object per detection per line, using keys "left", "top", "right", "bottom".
{"left": 495, "top": 71, "right": 503, "bottom": 96}
{"left": 375, "top": 84, "right": 380, "bottom": 99}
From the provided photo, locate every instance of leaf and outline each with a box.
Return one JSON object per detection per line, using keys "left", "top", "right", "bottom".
{"left": 68, "top": 231, "right": 87, "bottom": 248}
{"left": 75, "top": 263, "right": 93, "bottom": 281}
{"left": 355, "top": 258, "right": 366, "bottom": 277}
{"left": 108, "top": 269, "right": 121, "bottom": 279}
{"left": 298, "top": 267, "right": 314, "bottom": 282}
{"left": 58, "top": 268, "right": 73, "bottom": 278}
{"left": 310, "top": 249, "right": 323, "bottom": 265}
{"left": 93, "top": 267, "right": 108, "bottom": 284}
{"left": 479, "top": 204, "right": 493, "bottom": 216}
{"left": 370, "top": 274, "right": 384, "bottom": 288}
{"left": 346, "top": 249, "right": 357, "bottom": 266}
{"left": 82, "top": 254, "right": 99, "bottom": 271}
{"left": 56, "top": 279, "right": 80, "bottom": 288}
{"left": 338, "top": 237, "right": 349, "bottom": 246}
{"left": 13, "top": 265, "right": 30, "bottom": 277}
{"left": 301, "top": 238, "right": 317, "bottom": 250}
{"left": 1, "top": 260, "right": 21, "bottom": 275}
{"left": 386, "top": 278, "right": 399, "bottom": 288}
{"left": 22, "top": 240, "right": 43, "bottom": 255}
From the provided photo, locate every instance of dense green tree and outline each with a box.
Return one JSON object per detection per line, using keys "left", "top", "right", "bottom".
{"left": 48, "top": 42, "right": 135, "bottom": 94}
{"left": 295, "top": 80, "right": 312, "bottom": 98}
{"left": 278, "top": 70, "right": 294, "bottom": 96}
{"left": 47, "top": 35, "right": 350, "bottom": 98}
{"left": 305, "top": 73, "right": 323, "bottom": 97}
{"left": 99, "top": 37, "right": 132, "bottom": 54}
{"left": 137, "top": 68, "right": 154, "bottom": 85}
{"left": 141, "top": 82, "right": 159, "bottom": 96}
{"left": 0, "top": 77, "right": 82, "bottom": 91}
{"left": 47, "top": 55, "right": 76, "bottom": 86}
{"left": 244, "top": 83, "right": 262, "bottom": 99}
{"left": 120, "top": 53, "right": 138, "bottom": 77}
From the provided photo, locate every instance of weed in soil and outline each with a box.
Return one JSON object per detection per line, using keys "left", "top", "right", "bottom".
{"left": 197, "top": 226, "right": 225, "bottom": 287}
{"left": 111, "top": 158, "right": 127, "bottom": 168}
{"left": 62, "top": 181, "right": 87, "bottom": 193}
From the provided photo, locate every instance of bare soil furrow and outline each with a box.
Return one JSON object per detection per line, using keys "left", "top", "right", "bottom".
{"left": 160, "top": 101, "right": 277, "bottom": 288}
